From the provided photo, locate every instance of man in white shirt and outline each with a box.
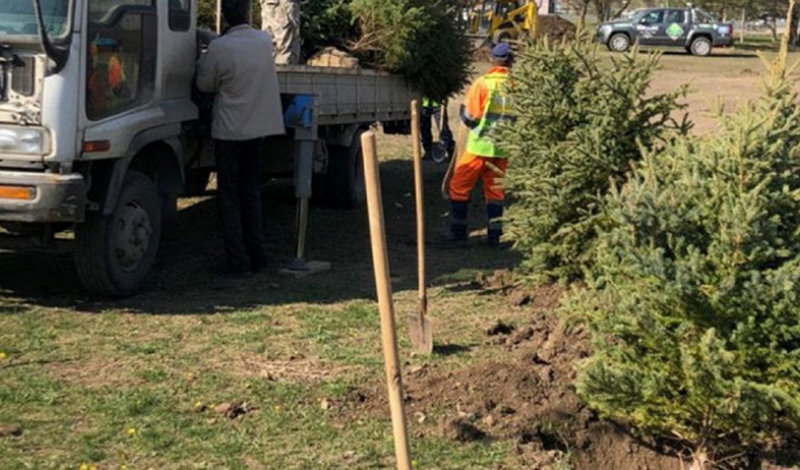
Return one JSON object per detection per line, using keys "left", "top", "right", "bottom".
{"left": 197, "top": 0, "right": 284, "bottom": 276}
{"left": 260, "top": 0, "right": 300, "bottom": 64}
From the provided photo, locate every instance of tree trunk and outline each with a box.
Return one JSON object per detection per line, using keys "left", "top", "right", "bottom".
{"left": 578, "top": 3, "right": 588, "bottom": 31}
{"left": 770, "top": 18, "right": 778, "bottom": 42}
{"left": 593, "top": 0, "right": 608, "bottom": 23}
{"left": 689, "top": 448, "right": 710, "bottom": 470}
{"left": 611, "top": 0, "right": 632, "bottom": 20}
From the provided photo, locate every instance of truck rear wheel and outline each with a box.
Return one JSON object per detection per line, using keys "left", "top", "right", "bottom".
{"left": 608, "top": 33, "right": 630, "bottom": 52}
{"left": 75, "top": 171, "right": 162, "bottom": 297}
{"left": 326, "top": 129, "right": 366, "bottom": 209}
{"left": 689, "top": 37, "right": 712, "bottom": 56}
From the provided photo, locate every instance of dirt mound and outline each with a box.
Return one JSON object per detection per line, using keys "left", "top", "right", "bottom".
{"left": 340, "top": 284, "right": 682, "bottom": 469}
{"left": 536, "top": 15, "right": 577, "bottom": 42}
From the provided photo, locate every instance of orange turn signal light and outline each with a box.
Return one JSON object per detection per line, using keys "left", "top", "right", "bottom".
{"left": 83, "top": 140, "right": 111, "bottom": 153}
{"left": 0, "top": 185, "right": 36, "bottom": 201}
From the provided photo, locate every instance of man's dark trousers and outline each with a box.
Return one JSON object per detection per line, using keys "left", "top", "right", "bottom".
{"left": 215, "top": 138, "right": 267, "bottom": 271}
{"left": 421, "top": 104, "right": 454, "bottom": 156}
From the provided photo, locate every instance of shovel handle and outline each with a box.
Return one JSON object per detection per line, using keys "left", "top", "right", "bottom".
{"left": 361, "top": 131, "right": 413, "bottom": 470}
{"left": 485, "top": 160, "right": 506, "bottom": 177}
{"left": 411, "top": 100, "right": 427, "bottom": 317}
{"left": 442, "top": 122, "right": 469, "bottom": 200}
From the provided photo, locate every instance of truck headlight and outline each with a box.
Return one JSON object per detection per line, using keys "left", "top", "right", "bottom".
{"left": 598, "top": 24, "right": 612, "bottom": 34}
{"left": 0, "top": 126, "right": 51, "bottom": 156}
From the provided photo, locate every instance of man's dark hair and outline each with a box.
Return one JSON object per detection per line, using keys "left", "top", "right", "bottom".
{"left": 222, "top": 0, "right": 250, "bottom": 27}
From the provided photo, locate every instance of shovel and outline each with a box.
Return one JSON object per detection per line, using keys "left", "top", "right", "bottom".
{"left": 408, "top": 100, "right": 434, "bottom": 355}
{"left": 430, "top": 102, "right": 449, "bottom": 164}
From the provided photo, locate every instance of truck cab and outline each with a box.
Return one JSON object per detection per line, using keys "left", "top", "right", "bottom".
{"left": 596, "top": 7, "right": 734, "bottom": 56}
{"left": 0, "top": 0, "right": 197, "bottom": 296}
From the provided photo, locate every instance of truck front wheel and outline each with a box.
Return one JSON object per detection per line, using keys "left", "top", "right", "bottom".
{"left": 608, "top": 33, "right": 630, "bottom": 52}
{"left": 75, "top": 171, "right": 162, "bottom": 297}
{"left": 689, "top": 37, "right": 712, "bottom": 56}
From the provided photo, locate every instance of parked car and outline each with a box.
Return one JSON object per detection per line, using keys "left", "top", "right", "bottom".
{"left": 595, "top": 7, "right": 734, "bottom": 56}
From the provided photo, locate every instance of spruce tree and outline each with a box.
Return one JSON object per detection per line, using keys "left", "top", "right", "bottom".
{"left": 565, "top": 35, "right": 800, "bottom": 470}
{"left": 348, "top": 0, "right": 471, "bottom": 101}
{"left": 502, "top": 36, "right": 690, "bottom": 284}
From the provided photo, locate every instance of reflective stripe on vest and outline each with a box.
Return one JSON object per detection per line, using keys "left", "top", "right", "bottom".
{"left": 465, "top": 72, "right": 513, "bottom": 158}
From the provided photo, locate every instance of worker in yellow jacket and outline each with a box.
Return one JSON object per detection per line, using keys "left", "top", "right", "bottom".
{"left": 448, "top": 43, "right": 514, "bottom": 247}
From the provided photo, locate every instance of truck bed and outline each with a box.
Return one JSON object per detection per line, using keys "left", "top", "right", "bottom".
{"left": 276, "top": 65, "right": 416, "bottom": 126}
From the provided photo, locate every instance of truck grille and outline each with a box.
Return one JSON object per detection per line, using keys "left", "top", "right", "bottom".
{"left": 11, "top": 57, "right": 35, "bottom": 97}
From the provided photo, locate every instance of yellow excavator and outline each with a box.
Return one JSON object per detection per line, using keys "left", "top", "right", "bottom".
{"left": 466, "top": 0, "right": 548, "bottom": 46}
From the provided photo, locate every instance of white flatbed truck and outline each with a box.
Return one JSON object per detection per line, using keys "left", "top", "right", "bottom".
{"left": 0, "top": 0, "right": 415, "bottom": 296}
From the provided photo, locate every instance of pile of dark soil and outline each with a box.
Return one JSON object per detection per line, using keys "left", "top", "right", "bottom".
{"left": 339, "top": 283, "right": 682, "bottom": 469}
{"left": 337, "top": 274, "right": 800, "bottom": 469}
{"left": 536, "top": 15, "right": 577, "bottom": 42}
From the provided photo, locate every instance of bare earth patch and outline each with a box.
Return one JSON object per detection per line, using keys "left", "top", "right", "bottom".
{"left": 230, "top": 353, "right": 359, "bottom": 383}
{"left": 45, "top": 357, "right": 140, "bottom": 389}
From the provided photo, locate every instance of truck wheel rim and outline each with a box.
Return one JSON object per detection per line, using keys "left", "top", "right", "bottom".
{"left": 611, "top": 36, "right": 627, "bottom": 51}
{"left": 113, "top": 201, "right": 153, "bottom": 272}
{"left": 694, "top": 41, "right": 710, "bottom": 55}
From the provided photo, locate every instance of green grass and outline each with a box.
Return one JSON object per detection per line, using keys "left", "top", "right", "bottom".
{"left": 0, "top": 284, "right": 523, "bottom": 470}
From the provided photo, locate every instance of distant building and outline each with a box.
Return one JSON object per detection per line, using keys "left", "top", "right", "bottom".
{"left": 539, "top": 0, "right": 556, "bottom": 15}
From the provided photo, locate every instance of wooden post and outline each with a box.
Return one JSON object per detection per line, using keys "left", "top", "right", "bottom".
{"left": 216, "top": 0, "right": 222, "bottom": 34}
{"left": 740, "top": 8, "right": 746, "bottom": 44}
{"left": 361, "top": 131, "right": 413, "bottom": 470}
{"left": 410, "top": 101, "right": 426, "bottom": 317}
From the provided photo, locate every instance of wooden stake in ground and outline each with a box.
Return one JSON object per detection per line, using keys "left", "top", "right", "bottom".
{"left": 215, "top": 0, "right": 222, "bottom": 34}
{"left": 408, "top": 100, "right": 434, "bottom": 355}
{"left": 361, "top": 131, "right": 413, "bottom": 470}
{"left": 739, "top": 8, "right": 746, "bottom": 44}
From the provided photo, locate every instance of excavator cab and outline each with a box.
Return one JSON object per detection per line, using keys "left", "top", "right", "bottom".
{"left": 466, "top": 0, "right": 533, "bottom": 46}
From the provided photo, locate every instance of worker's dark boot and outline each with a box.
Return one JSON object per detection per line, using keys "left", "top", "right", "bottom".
{"left": 486, "top": 201, "right": 504, "bottom": 248}
{"left": 451, "top": 200, "right": 469, "bottom": 242}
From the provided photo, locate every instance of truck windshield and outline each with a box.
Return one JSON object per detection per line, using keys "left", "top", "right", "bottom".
{"left": 0, "top": 0, "right": 72, "bottom": 40}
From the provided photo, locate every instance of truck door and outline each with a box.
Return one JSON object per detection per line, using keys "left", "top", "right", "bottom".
{"left": 81, "top": 0, "right": 158, "bottom": 158}
{"left": 84, "top": 0, "right": 157, "bottom": 123}
{"left": 635, "top": 9, "right": 663, "bottom": 46}
{"left": 657, "top": 9, "right": 690, "bottom": 46}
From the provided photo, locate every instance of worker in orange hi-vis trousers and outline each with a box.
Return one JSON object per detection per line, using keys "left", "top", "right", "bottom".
{"left": 448, "top": 42, "right": 514, "bottom": 247}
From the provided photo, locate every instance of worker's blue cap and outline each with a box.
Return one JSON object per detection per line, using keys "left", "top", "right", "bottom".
{"left": 491, "top": 42, "right": 511, "bottom": 60}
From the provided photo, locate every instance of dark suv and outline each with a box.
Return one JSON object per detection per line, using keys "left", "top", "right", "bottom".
{"left": 595, "top": 7, "right": 734, "bottom": 56}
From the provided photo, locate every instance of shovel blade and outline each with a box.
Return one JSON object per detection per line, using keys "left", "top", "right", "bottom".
{"left": 407, "top": 312, "right": 433, "bottom": 355}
